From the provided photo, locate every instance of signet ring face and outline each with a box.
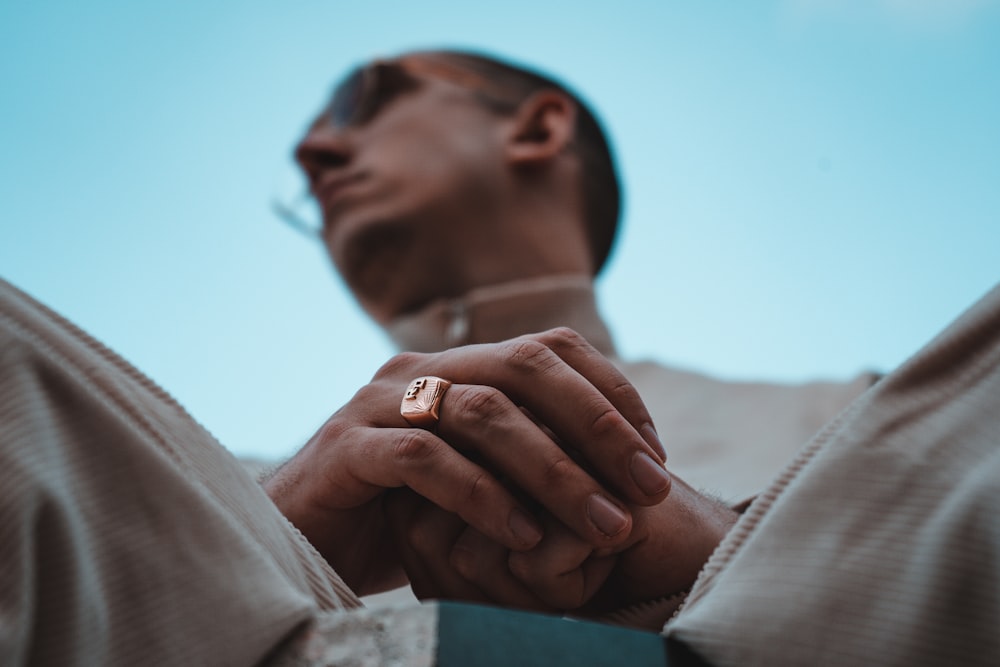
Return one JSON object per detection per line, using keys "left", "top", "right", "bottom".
{"left": 400, "top": 376, "right": 453, "bottom": 429}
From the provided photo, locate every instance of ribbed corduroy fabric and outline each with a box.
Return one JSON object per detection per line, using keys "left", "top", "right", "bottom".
{"left": 0, "top": 278, "right": 360, "bottom": 666}
{"left": 666, "top": 283, "right": 1000, "bottom": 665}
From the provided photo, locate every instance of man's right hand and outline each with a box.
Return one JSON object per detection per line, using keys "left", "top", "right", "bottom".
{"left": 384, "top": 474, "right": 738, "bottom": 616}
{"left": 263, "top": 328, "right": 670, "bottom": 596}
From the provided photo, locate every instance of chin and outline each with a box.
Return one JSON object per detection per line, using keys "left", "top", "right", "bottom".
{"left": 334, "top": 216, "right": 417, "bottom": 300}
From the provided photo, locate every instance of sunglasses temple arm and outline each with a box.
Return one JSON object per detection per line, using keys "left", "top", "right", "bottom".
{"left": 271, "top": 198, "right": 323, "bottom": 240}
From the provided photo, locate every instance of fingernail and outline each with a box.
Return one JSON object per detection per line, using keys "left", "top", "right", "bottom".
{"left": 509, "top": 507, "right": 544, "bottom": 546}
{"left": 631, "top": 452, "right": 671, "bottom": 496}
{"left": 587, "top": 494, "right": 629, "bottom": 537}
{"left": 641, "top": 423, "right": 667, "bottom": 462}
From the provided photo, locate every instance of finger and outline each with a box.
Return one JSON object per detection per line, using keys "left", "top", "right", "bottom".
{"left": 507, "top": 516, "right": 617, "bottom": 610}
{"left": 344, "top": 373, "right": 634, "bottom": 547}
{"left": 510, "top": 329, "right": 672, "bottom": 505}
{"left": 437, "top": 384, "right": 634, "bottom": 545}
{"left": 531, "top": 328, "right": 666, "bottom": 462}
{"left": 384, "top": 490, "right": 489, "bottom": 603}
{"left": 375, "top": 334, "right": 671, "bottom": 508}
{"left": 449, "top": 527, "right": 553, "bottom": 612}
{"left": 341, "top": 425, "right": 546, "bottom": 551}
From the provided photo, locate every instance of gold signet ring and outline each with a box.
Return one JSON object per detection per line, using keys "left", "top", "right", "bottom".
{"left": 400, "top": 376, "right": 453, "bottom": 429}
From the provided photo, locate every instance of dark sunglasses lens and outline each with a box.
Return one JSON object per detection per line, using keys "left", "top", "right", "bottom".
{"left": 328, "top": 67, "right": 369, "bottom": 127}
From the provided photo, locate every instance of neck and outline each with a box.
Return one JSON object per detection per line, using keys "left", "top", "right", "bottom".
{"left": 384, "top": 273, "right": 617, "bottom": 355}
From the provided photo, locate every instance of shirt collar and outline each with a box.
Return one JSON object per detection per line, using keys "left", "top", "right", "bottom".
{"left": 384, "top": 274, "right": 617, "bottom": 356}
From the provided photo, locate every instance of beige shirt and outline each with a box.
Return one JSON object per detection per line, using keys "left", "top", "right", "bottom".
{"left": 3, "top": 274, "right": 996, "bottom": 664}
{"left": 0, "top": 279, "right": 360, "bottom": 665}
{"left": 666, "top": 282, "right": 1000, "bottom": 665}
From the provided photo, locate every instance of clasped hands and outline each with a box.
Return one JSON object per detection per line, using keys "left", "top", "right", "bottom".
{"left": 266, "top": 328, "right": 737, "bottom": 616}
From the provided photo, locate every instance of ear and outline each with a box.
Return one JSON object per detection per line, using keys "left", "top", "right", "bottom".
{"left": 505, "top": 90, "right": 577, "bottom": 165}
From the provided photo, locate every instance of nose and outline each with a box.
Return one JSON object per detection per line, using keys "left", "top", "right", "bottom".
{"left": 294, "top": 122, "right": 353, "bottom": 191}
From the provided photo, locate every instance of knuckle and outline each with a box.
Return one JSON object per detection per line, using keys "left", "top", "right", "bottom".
{"left": 460, "top": 470, "right": 491, "bottom": 506}
{"left": 605, "top": 376, "right": 638, "bottom": 405}
{"left": 392, "top": 430, "right": 439, "bottom": 468}
{"left": 502, "top": 339, "right": 561, "bottom": 376}
{"left": 508, "top": 555, "right": 583, "bottom": 609}
{"left": 588, "top": 404, "right": 627, "bottom": 440}
{"left": 537, "top": 326, "right": 586, "bottom": 352}
{"left": 314, "top": 417, "right": 351, "bottom": 444}
{"left": 350, "top": 381, "right": 384, "bottom": 405}
{"left": 451, "top": 386, "right": 509, "bottom": 429}
{"left": 540, "top": 455, "right": 579, "bottom": 488}
{"left": 373, "top": 351, "right": 429, "bottom": 379}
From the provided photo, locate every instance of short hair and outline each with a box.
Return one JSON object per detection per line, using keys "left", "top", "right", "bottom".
{"left": 429, "top": 50, "right": 622, "bottom": 275}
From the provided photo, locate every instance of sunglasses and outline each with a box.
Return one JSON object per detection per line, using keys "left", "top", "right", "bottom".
{"left": 324, "top": 56, "right": 509, "bottom": 129}
{"left": 274, "top": 57, "right": 514, "bottom": 239}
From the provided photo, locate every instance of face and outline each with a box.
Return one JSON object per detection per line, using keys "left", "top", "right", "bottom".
{"left": 295, "top": 55, "right": 515, "bottom": 324}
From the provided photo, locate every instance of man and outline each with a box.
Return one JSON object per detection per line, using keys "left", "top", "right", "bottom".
{"left": 3, "top": 49, "right": 993, "bottom": 665}
{"left": 291, "top": 50, "right": 876, "bottom": 503}
{"left": 277, "top": 51, "right": 999, "bottom": 658}
{"left": 0, "top": 276, "right": 722, "bottom": 664}
{"left": 4, "top": 270, "right": 997, "bottom": 664}
{"left": 3, "top": 49, "right": 720, "bottom": 663}
{"left": 267, "top": 48, "right": 882, "bottom": 623}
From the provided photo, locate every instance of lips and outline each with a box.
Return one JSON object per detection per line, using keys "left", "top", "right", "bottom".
{"left": 314, "top": 172, "right": 367, "bottom": 220}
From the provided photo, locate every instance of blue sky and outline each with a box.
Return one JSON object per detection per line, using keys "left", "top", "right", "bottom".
{"left": 2, "top": 1, "right": 998, "bottom": 459}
